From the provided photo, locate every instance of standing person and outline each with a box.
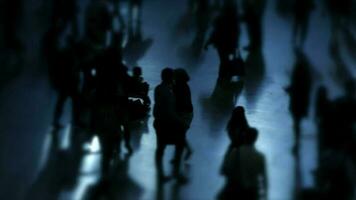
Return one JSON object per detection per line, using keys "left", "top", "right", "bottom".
{"left": 91, "top": 48, "right": 132, "bottom": 177}
{"left": 128, "top": 0, "right": 143, "bottom": 35}
{"left": 173, "top": 69, "right": 194, "bottom": 160}
{"left": 219, "top": 128, "right": 268, "bottom": 200}
{"left": 285, "top": 49, "right": 312, "bottom": 155}
{"left": 153, "top": 68, "right": 187, "bottom": 181}
{"left": 85, "top": 0, "right": 112, "bottom": 47}
{"left": 293, "top": 0, "right": 315, "bottom": 48}
{"left": 226, "top": 106, "right": 249, "bottom": 152}
{"left": 98, "top": 40, "right": 133, "bottom": 155}
{"left": 205, "top": 0, "right": 240, "bottom": 82}
{"left": 242, "top": 0, "right": 267, "bottom": 51}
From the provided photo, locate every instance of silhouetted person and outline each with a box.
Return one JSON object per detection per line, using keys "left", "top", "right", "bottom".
{"left": 221, "top": 106, "right": 249, "bottom": 174}
{"left": 128, "top": 66, "right": 151, "bottom": 120}
{"left": 128, "top": 0, "right": 143, "bottom": 34}
{"left": 219, "top": 128, "right": 267, "bottom": 200}
{"left": 91, "top": 47, "right": 132, "bottom": 177}
{"left": 123, "top": 0, "right": 153, "bottom": 67}
{"left": 111, "top": 0, "right": 126, "bottom": 30}
{"left": 153, "top": 68, "right": 187, "bottom": 181}
{"left": 242, "top": 0, "right": 267, "bottom": 50}
{"left": 50, "top": 41, "right": 81, "bottom": 131}
{"left": 191, "top": 0, "right": 211, "bottom": 57}
{"left": 85, "top": 0, "right": 112, "bottom": 47}
{"left": 293, "top": 0, "right": 315, "bottom": 48}
{"left": 173, "top": 69, "right": 194, "bottom": 160}
{"left": 226, "top": 106, "right": 249, "bottom": 151}
{"left": 104, "top": 42, "right": 134, "bottom": 154}
{"left": 43, "top": 22, "right": 81, "bottom": 147}
{"left": 130, "top": 66, "right": 150, "bottom": 106}
{"left": 206, "top": 0, "right": 240, "bottom": 82}
{"left": 286, "top": 49, "right": 312, "bottom": 154}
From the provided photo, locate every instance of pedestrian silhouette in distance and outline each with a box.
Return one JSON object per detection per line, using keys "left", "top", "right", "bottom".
{"left": 218, "top": 127, "right": 268, "bottom": 200}
{"left": 242, "top": 0, "right": 267, "bottom": 51}
{"left": 153, "top": 68, "right": 188, "bottom": 182}
{"left": 205, "top": 0, "right": 240, "bottom": 82}
{"left": 292, "top": 0, "right": 315, "bottom": 48}
{"left": 285, "top": 49, "right": 313, "bottom": 155}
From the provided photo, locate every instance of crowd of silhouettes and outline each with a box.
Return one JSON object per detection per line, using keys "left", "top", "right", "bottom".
{"left": 7, "top": 0, "right": 354, "bottom": 199}
{"left": 42, "top": 0, "right": 154, "bottom": 180}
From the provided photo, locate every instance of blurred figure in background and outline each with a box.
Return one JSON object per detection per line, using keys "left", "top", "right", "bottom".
{"left": 128, "top": 0, "right": 143, "bottom": 36}
{"left": 191, "top": 0, "right": 211, "bottom": 57}
{"left": 123, "top": 0, "right": 153, "bottom": 67}
{"left": 242, "top": 0, "right": 267, "bottom": 51}
{"left": 85, "top": 0, "right": 112, "bottom": 47}
{"left": 91, "top": 47, "right": 132, "bottom": 177}
{"left": 206, "top": 0, "right": 240, "bottom": 82}
{"left": 226, "top": 106, "right": 250, "bottom": 154}
{"left": 219, "top": 127, "right": 268, "bottom": 200}
{"left": 285, "top": 49, "right": 313, "bottom": 155}
{"left": 128, "top": 66, "right": 151, "bottom": 120}
{"left": 292, "top": 0, "right": 315, "bottom": 48}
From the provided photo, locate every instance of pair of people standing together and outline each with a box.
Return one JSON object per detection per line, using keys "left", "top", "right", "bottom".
{"left": 153, "top": 68, "right": 194, "bottom": 181}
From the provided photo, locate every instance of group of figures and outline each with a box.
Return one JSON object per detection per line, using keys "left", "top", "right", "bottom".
{"left": 175, "top": 0, "right": 267, "bottom": 82}
{"left": 43, "top": 0, "right": 153, "bottom": 178}
{"left": 28, "top": 0, "right": 356, "bottom": 199}
{"left": 285, "top": 49, "right": 356, "bottom": 199}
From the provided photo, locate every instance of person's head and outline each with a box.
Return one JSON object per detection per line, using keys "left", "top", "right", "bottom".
{"left": 174, "top": 68, "right": 190, "bottom": 83}
{"left": 161, "top": 68, "right": 174, "bottom": 84}
{"left": 232, "top": 106, "right": 246, "bottom": 121}
{"left": 245, "top": 127, "right": 258, "bottom": 146}
{"left": 133, "top": 66, "right": 142, "bottom": 77}
{"left": 227, "top": 106, "right": 247, "bottom": 131}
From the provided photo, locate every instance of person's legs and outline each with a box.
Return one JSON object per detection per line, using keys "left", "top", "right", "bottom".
{"left": 99, "top": 133, "right": 116, "bottom": 178}
{"left": 123, "top": 123, "right": 133, "bottom": 154}
{"left": 293, "top": 117, "right": 301, "bottom": 155}
{"left": 53, "top": 92, "right": 67, "bottom": 128}
{"left": 154, "top": 120, "right": 167, "bottom": 179}
{"left": 217, "top": 49, "right": 230, "bottom": 83}
{"left": 173, "top": 141, "right": 185, "bottom": 179}
{"left": 155, "top": 140, "right": 167, "bottom": 179}
{"left": 184, "top": 139, "right": 193, "bottom": 160}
